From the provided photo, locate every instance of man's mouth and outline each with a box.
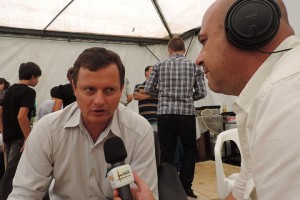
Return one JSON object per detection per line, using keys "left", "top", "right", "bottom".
{"left": 203, "top": 66, "right": 209, "bottom": 74}
{"left": 93, "top": 109, "right": 105, "bottom": 113}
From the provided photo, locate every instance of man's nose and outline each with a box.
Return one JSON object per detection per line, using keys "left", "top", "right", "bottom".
{"left": 94, "top": 91, "right": 105, "bottom": 105}
{"left": 195, "top": 51, "right": 204, "bottom": 66}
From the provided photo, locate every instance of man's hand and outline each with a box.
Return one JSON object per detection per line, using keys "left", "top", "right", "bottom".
{"left": 226, "top": 193, "right": 237, "bottom": 200}
{"left": 113, "top": 171, "right": 155, "bottom": 200}
{"left": 20, "top": 139, "right": 27, "bottom": 152}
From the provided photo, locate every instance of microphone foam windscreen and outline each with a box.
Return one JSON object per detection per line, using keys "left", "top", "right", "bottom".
{"left": 104, "top": 137, "right": 127, "bottom": 164}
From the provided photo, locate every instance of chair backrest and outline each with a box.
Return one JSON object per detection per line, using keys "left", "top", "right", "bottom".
{"left": 214, "top": 128, "right": 242, "bottom": 199}
{"left": 158, "top": 162, "right": 188, "bottom": 200}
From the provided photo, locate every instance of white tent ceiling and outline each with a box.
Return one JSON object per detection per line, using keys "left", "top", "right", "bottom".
{"left": 0, "top": 0, "right": 299, "bottom": 44}
{"left": 0, "top": 0, "right": 299, "bottom": 113}
{"left": 0, "top": 0, "right": 215, "bottom": 44}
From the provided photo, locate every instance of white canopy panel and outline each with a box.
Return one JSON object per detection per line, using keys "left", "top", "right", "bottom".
{"left": 0, "top": 0, "right": 214, "bottom": 40}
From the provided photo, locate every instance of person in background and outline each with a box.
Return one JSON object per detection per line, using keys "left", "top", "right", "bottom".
{"left": 0, "top": 62, "right": 42, "bottom": 199}
{"left": 134, "top": 66, "right": 183, "bottom": 170}
{"left": 133, "top": 66, "right": 158, "bottom": 132}
{"left": 0, "top": 78, "right": 10, "bottom": 181}
{"left": 8, "top": 47, "right": 158, "bottom": 200}
{"left": 37, "top": 86, "right": 58, "bottom": 120}
{"left": 52, "top": 67, "right": 76, "bottom": 111}
{"left": 120, "top": 77, "right": 133, "bottom": 106}
{"left": 0, "top": 78, "right": 10, "bottom": 105}
{"left": 196, "top": 0, "right": 299, "bottom": 199}
{"left": 145, "top": 37, "right": 207, "bottom": 198}
{"left": 0, "top": 131, "right": 4, "bottom": 181}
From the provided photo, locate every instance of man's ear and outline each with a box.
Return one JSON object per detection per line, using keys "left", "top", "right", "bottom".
{"left": 71, "top": 80, "right": 76, "bottom": 90}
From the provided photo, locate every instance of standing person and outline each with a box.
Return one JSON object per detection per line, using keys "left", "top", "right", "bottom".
{"left": 0, "top": 78, "right": 10, "bottom": 181}
{"left": 0, "top": 62, "right": 42, "bottom": 199}
{"left": 8, "top": 47, "right": 158, "bottom": 200}
{"left": 133, "top": 66, "right": 158, "bottom": 132}
{"left": 52, "top": 67, "right": 76, "bottom": 112}
{"left": 120, "top": 77, "right": 133, "bottom": 106}
{"left": 133, "top": 66, "right": 182, "bottom": 169}
{"left": 196, "top": 0, "right": 299, "bottom": 199}
{"left": 145, "top": 37, "right": 207, "bottom": 198}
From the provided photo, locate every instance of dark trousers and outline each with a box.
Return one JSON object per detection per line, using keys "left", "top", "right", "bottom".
{"left": 0, "top": 150, "right": 4, "bottom": 181}
{"left": 173, "top": 136, "right": 184, "bottom": 171}
{"left": 0, "top": 140, "right": 23, "bottom": 200}
{"left": 157, "top": 114, "right": 197, "bottom": 189}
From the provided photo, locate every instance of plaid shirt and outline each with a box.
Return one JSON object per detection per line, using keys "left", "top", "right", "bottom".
{"left": 145, "top": 54, "right": 207, "bottom": 115}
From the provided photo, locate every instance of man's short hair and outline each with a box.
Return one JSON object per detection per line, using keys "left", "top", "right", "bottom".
{"left": 19, "top": 62, "right": 42, "bottom": 80}
{"left": 67, "top": 67, "right": 73, "bottom": 81}
{"left": 72, "top": 47, "right": 125, "bottom": 87}
{"left": 144, "top": 66, "right": 153, "bottom": 76}
{"left": 168, "top": 37, "right": 185, "bottom": 52}
{"left": 50, "top": 86, "right": 58, "bottom": 98}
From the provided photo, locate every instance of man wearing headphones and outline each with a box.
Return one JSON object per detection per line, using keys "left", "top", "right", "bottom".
{"left": 196, "top": 0, "right": 299, "bottom": 200}
{"left": 114, "top": 0, "right": 299, "bottom": 199}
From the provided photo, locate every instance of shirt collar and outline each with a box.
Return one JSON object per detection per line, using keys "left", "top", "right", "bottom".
{"left": 63, "top": 102, "right": 81, "bottom": 128}
{"left": 110, "top": 105, "right": 123, "bottom": 138}
{"left": 63, "top": 102, "right": 122, "bottom": 140}
{"left": 171, "top": 54, "right": 184, "bottom": 58}
{"left": 234, "top": 35, "right": 297, "bottom": 112}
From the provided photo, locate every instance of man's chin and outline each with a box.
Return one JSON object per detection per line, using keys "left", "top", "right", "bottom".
{"left": 90, "top": 113, "right": 113, "bottom": 123}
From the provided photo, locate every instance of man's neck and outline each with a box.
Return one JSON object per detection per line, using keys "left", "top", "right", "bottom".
{"left": 170, "top": 51, "right": 185, "bottom": 57}
{"left": 19, "top": 80, "right": 31, "bottom": 86}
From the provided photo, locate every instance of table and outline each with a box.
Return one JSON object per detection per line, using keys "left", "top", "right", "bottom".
{"left": 196, "top": 113, "right": 238, "bottom": 163}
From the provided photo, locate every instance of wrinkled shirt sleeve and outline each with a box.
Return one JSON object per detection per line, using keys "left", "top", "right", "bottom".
{"left": 232, "top": 161, "right": 253, "bottom": 200}
{"left": 8, "top": 120, "right": 53, "bottom": 200}
{"left": 193, "top": 66, "right": 207, "bottom": 101}
{"left": 145, "top": 65, "right": 159, "bottom": 96}
{"left": 130, "top": 125, "right": 158, "bottom": 200}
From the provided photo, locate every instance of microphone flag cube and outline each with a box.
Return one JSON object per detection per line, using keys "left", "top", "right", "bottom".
{"left": 107, "top": 164, "right": 134, "bottom": 189}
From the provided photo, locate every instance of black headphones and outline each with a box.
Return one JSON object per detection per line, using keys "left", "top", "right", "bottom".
{"left": 225, "top": 0, "right": 281, "bottom": 50}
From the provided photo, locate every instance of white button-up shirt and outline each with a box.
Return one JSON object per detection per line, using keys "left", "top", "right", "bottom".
{"left": 232, "top": 35, "right": 300, "bottom": 200}
{"left": 9, "top": 103, "right": 158, "bottom": 200}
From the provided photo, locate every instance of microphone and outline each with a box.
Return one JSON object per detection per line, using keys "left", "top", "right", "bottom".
{"left": 104, "top": 137, "right": 134, "bottom": 200}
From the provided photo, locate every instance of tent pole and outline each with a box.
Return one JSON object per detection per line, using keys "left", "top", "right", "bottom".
{"left": 151, "top": 0, "right": 173, "bottom": 39}
{"left": 144, "top": 45, "right": 160, "bottom": 61}
{"left": 43, "top": 0, "right": 75, "bottom": 33}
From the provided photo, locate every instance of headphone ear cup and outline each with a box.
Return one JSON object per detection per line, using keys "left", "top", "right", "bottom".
{"left": 225, "top": 0, "right": 281, "bottom": 50}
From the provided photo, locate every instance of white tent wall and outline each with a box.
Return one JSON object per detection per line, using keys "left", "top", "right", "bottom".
{"left": 0, "top": 35, "right": 236, "bottom": 118}
{"left": 0, "top": 36, "right": 166, "bottom": 115}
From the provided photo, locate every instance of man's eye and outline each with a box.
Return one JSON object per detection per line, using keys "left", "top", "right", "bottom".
{"left": 85, "top": 87, "right": 95, "bottom": 94}
{"left": 105, "top": 88, "right": 115, "bottom": 95}
{"left": 200, "top": 39, "right": 207, "bottom": 46}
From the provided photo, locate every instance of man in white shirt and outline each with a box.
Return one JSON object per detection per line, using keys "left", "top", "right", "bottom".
{"left": 8, "top": 47, "right": 158, "bottom": 200}
{"left": 196, "top": 0, "right": 300, "bottom": 199}
{"left": 120, "top": 77, "right": 133, "bottom": 106}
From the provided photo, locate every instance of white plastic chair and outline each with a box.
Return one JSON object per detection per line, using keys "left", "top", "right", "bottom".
{"left": 214, "top": 128, "right": 242, "bottom": 199}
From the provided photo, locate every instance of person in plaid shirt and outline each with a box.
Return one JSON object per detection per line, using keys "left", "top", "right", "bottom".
{"left": 145, "top": 37, "right": 207, "bottom": 198}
